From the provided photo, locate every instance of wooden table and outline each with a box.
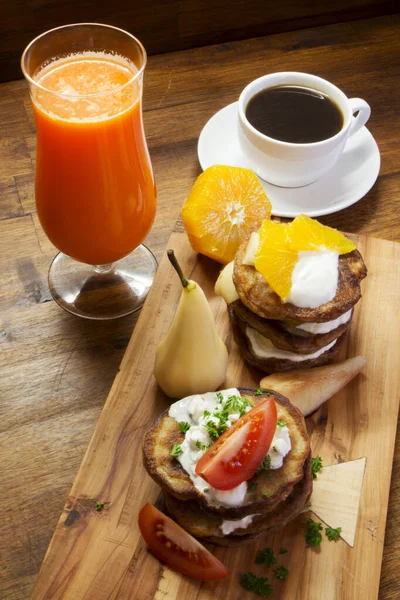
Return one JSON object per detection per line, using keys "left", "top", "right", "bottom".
{"left": 1, "top": 13, "right": 399, "bottom": 600}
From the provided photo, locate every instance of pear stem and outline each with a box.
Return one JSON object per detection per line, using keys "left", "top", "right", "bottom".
{"left": 167, "top": 249, "right": 190, "bottom": 288}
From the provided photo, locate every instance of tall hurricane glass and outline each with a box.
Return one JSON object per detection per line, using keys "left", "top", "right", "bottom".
{"left": 21, "top": 23, "right": 157, "bottom": 319}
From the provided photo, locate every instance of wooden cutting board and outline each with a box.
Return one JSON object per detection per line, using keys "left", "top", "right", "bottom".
{"left": 31, "top": 225, "right": 400, "bottom": 600}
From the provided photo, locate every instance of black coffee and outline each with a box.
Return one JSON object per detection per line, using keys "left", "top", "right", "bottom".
{"left": 245, "top": 85, "right": 343, "bottom": 144}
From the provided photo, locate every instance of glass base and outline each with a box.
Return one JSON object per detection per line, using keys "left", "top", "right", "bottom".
{"left": 48, "top": 245, "right": 158, "bottom": 320}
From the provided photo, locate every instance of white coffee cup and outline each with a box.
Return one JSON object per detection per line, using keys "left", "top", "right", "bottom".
{"left": 237, "top": 72, "right": 371, "bottom": 187}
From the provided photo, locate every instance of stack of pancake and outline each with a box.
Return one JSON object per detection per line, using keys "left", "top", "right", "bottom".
{"left": 229, "top": 238, "right": 367, "bottom": 373}
{"left": 143, "top": 389, "right": 312, "bottom": 547}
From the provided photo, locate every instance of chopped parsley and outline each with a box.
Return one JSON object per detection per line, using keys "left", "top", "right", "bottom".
{"left": 272, "top": 445, "right": 277, "bottom": 452}
{"left": 225, "top": 394, "right": 249, "bottom": 416}
{"left": 203, "top": 394, "right": 249, "bottom": 441}
{"left": 277, "top": 420, "right": 286, "bottom": 427}
{"left": 203, "top": 410, "right": 211, "bottom": 418}
{"left": 95, "top": 501, "right": 104, "bottom": 511}
{"left": 254, "top": 388, "right": 263, "bottom": 396}
{"left": 305, "top": 518, "right": 323, "bottom": 547}
{"left": 325, "top": 526, "right": 342, "bottom": 541}
{"left": 205, "top": 420, "right": 223, "bottom": 441}
{"left": 170, "top": 443, "right": 183, "bottom": 457}
{"left": 179, "top": 421, "right": 191, "bottom": 433}
{"left": 240, "top": 572, "right": 273, "bottom": 597}
{"left": 261, "top": 493, "right": 269, "bottom": 499}
{"left": 195, "top": 440, "right": 210, "bottom": 451}
{"left": 311, "top": 456, "right": 323, "bottom": 480}
{"left": 249, "top": 482, "right": 258, "bottom": 493}
{"left": 258, "top": 455, "right": 271, "bottom": 472}
{"left": 279, "top": 547, "right": 288, "bottom": 555}
{"left": 203, "top": 487, "right": 209, "bottom": 493}
{"left": 255, "top": 547, "right": 276, "bottom": 568}
{"left": 216, "top": 391, "right": 224, "bottom": 403}
{"left": 273, "top": 565, "right": 289, "bottom": 581}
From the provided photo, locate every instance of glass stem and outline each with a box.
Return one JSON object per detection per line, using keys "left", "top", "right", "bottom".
{"left": 93, "top": 263, "right": 113, "bottom": 274}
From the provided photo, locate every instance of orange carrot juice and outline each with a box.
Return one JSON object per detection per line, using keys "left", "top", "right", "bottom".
{"left": 32, "top": 53, "right": 156, "bottom": 265}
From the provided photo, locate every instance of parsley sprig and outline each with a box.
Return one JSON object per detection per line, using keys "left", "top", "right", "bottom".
{"left": 325, "top": 526, "right": 342, "bottom": 541}
{"left": 240, "top": 573, "right": 273, "bottom": 597}
{"left": 257, "top": 454, "right": 271, "bottom": 472}
{"left": 311, "top": 456, "right": 323, "bottom": 479}
{"left": 255, "top": 547, "right": 276, "bottom": 568}
{"left": 273, "top": 565, "right": 289, "bottom": 581}
{"left": 240, "top": 545, "right": 289, "bottom": 595}
{"left": 204, "top": 394, "right": 249, "bottom": 440}
{"left": 305, "top": 518, "right": 323, "bottom": 547}
{"left": 179, "top": 421, "right": 191, "bottom": 433}
{"left": 195, "top": 440, "right": 210, "bottom": 451}
{"left": 170, "top": 443, "right": 183, "bottom": 457}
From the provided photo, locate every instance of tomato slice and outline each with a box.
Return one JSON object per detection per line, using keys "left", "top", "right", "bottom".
{"left": 195, "top": 397, "right": 277, "bottom": 490}
{"left": 138, "top": 503, "right": 229, "bottom": 580}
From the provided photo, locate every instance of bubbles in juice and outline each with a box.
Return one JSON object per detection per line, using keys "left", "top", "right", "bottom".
{"left": 33, "top": 53, "right": 139, "bottom": 121}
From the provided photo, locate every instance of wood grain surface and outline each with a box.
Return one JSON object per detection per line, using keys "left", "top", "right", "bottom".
{"left": 1, "top": 0, "right": 398, "bottom": 82}
{"left": 0, "top": 13, "right": 399, "bottom": 599}
{"left": 31, "top": 230, "right": 400, "bottom": 600}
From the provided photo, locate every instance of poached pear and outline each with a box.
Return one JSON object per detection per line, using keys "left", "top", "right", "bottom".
{"left": 154, "top": 250, "right": 228, "bottom": 398}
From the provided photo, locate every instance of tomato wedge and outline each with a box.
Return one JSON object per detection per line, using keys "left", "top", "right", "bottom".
{"left": 138, "top": 503, "right": 229, "bottom": 580}
{"left": 195, "top": 397, "right": 277, "bottom": 490}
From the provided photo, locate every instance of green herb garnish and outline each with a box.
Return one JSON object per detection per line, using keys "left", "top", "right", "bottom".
{"left": 203, "top": 410, "right": 211, "bottom": 418}
{"left": 203, "top": 394, "right": 249, "bottom": 441}
{"left": 95, "top": 501, "right": 104, "bottom": 511}
{"left": 249, "top": 482, "right": 258, "bottom": 493}
{"left": 273, "top": 565, "right": 289, "bottom": 581}
{"left": 225, "top": 394, "right": 249, "bottom": 416}
{"left": 170, "top": 443, "right": 183, "bottom": 457}
{"left": 240, "top": 573, "right": 273, "bottom": 597}
{"left": 258, "top": 455, "right": 271, "bottom": 472}
{"left": 261, "top": 493, "right": 269, "bottom": 499}
{"left": 216, "top": 392, "right": 223, "bottom": 403}
{"left": 254, "top": 388, "right": 263, "bottom": 396}
{"left": 205, "top": 420, "right": 222, "bottom": 441}
{"left": 195, "top": 440, "right": 210, "bottom": 451}
{"left": 311, "top": 456, "right": 323, "bottom": 480}
{"left": 255, "top": 547, "right": 276, "bottom": 568}
{"left": 203, "top": 488, "right": 209, "bottom": 493}
{"left": 325, "top": 526, "right": 342, "bottom": 541}
{"left": 179, "top": 421, "right": 191, "bottom": 433}
{"left": 305, "top": 518, "right": 323, "bottom": 547}
{"left": 277, "top": 420, "right": 286, "bottom": 427}
{"left": 279, "top": 547, "right": 288, "bottom": 555}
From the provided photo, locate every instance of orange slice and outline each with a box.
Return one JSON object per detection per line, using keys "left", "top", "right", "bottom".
{"left": 181, "top": 165, "right": 272, "bottom": 264}
{"left": 255, "top": 220, "right": 298, "bottom": 302}
{"left": 290, "top": 214, "right": 356, "bottom": 254}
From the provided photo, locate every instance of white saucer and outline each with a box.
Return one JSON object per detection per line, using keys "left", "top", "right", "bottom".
{"left": 198, "top": 102, "right": 380, "bottom": 218}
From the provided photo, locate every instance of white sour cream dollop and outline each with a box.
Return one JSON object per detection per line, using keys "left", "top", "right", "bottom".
{"left": 168, "top": 389, "right": 291, "bottom": 507}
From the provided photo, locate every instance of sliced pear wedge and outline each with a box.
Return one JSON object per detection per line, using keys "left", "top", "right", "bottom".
{"left": 214, "top": 261, "right": 239, "bottom": 304}
{"left": 260, "top": 356, "right": 367, "bottom": 417}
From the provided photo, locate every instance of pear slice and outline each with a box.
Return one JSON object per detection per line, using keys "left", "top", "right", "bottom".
{"left": 260, "top": 356, "right": 367, "bottom": 416}
{"left": 242, "top": 231, "right": 260, "bottom": 265}
{"left": 214, "top": 261, "right": 239, "bottom": 304}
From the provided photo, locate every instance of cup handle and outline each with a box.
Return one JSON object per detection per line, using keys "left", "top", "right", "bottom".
{"left": 347, "top": 98, "right": 371, "bottom": 138}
